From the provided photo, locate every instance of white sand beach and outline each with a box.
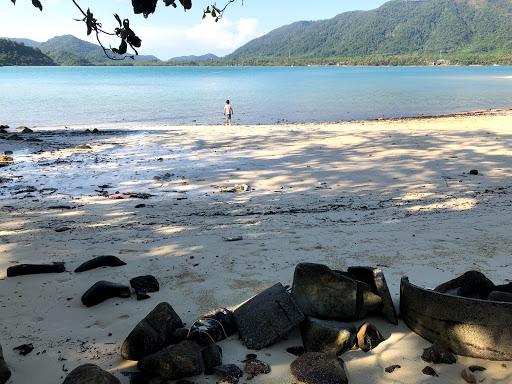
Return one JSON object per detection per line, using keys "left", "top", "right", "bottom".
{"left": 1, "top": 111, "right": 512, "bottom": 383}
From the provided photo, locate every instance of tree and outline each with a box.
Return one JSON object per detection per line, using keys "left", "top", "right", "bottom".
{"left": 8, "top": 0, "right": 240, "bottom": 59}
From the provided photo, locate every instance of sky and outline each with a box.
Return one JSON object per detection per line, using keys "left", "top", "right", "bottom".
{"left": 0, "top": 0, "right": 388, "bottom": 59}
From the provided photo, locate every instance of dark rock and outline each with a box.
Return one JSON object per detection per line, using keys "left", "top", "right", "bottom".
{"left": 488, "top": 291, "right": 512, "bottom": 302}
{"left": 171, "top": 327, "right": 189, "bottom": 344}
{"left": 422, "top": 366, "right": 439, "bottom": 377}
{"left": 421, "top": 342, "right": 457, "bottom": 364}
{"left": 0, "top": 125, "right": 8, "bottom": 129}
{"left": 74, "top": 256, "right": 126, "bottom": 273}
{"left": 130, "top": 275, "right": 159, "bottom": 301}
{"left": 202, "top": 343, "right": 222, "bottom": 375}
{"left": 6, "top": 134, "right": 22, "bottom": 141}
{"left": 214, "top": 364, "right": 244, "bottom": 384}
{"left": 0, "top": 129, "right": 7, "bottom": 134}
{"left": 292, "top": 263, "right": 382, "bottom": 321}
{"left": 494, "top": 283, "right": 512, "bottom": 294}
{"left": 137, "top": 340, "right": 204, "bottom": 380}
{"left": 92, "top": 128, "right": 100, "bottom": 134}
{"left": 233, "top": 283, "right": 304, "bottom": 350}
{"left": 7, "top": 262, "right": 65, "bottom": 277}
{"left": 62, "top": 364, "right": 120, "bottom": 384}
{"left": 469, "top": 169, "right": 479, "bottom": 176}
{"left": 76, "top": 144, "right": 93, "bottom": 150}
{"left": 244, "top": 358, "right": 271, "bottom": 378}
{"left": 81, "top": 281, "right": 131, "bottom": 307}
{"left": 188, "top": 307, "right": 237, "bottom": 346}
{"left": 20, "top": 127, "right": 33, "bottom": 134}
{"left": 301, "top": 317, "right": 355, "bottom": 355}
{"left": 434, "top": 271, "right": 495, "bottom": 300}
{"left": 121, "top": 302, "right": 183, "bottom": 361}
{"left": 13, "top": 343, "right": 33, "bottom": 356}
{"left": 290, "top": 352, "right": 348, "bottom": 384}
{"left": 286, "top": 346, "right": 305, "bottom": 356}
{"left": 55, "top": 227, "right": 71, "bottom": 233}
{"left": 3, "top": 151, "right": 13, "bottom": 156}
{"left": 385, "top": 365, "right": 401, "bottom": 373}
{"left": 135, "top": 204, "right": 146, "bottom": 209}
{"left": 356, "top": 323, "right": 385, "bottom": 352}
{"left": 347, "top": 266, "right": 398, "bottom": 324}
{"left": 0, "top": 343, "right": 11, "bottom": 384}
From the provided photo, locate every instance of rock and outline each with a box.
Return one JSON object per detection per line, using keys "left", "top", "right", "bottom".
{"left": 92, "top": 128, "right": 100, "bottom": 134}
{"left": 20, "top": 127, "right": 33, "bottom": 134}
{"left": 469, "top": 169, "right": 479, "bottom": 176}
{"left": 301, "top": 317, "right": 355, "bottom": 355}
{"left": 5, "top": 134, "right": 22, "bottom": 141}
{"left": 135, "top": 204, "right": 146, "bottom": 209}
{"left": 130, "top": 275, "right": 160, "bottom": 300}
{"left": 76, "top": 144, "right": 93, "bottom": 150}
{"left": 0, "top": 125, "right": 8, "bottom": 129}
{"left": 244, "top": 358, "right": 271, "bottom": 378}
{"left": 286, "top": 346, "right": 305, "bottom": 356}
{"left": 219, "top": 184, "right": 250, "bottom": 193}
{"left": 74, "top": 256, "right": 127, "bottom": 272}
{"left": 0, "top": 129, "right": 7, "bottom": 134}
{"left": 171, "top": 327, "right": 189, "bottom": 344}
{"left": 292, "top": 263, "right": 382, "bottom": 321}
{"left": 488, "top": 291, "right": 512, "bottom": 302}
{"left": 422, "top": 366, "right": 439, "bottom": 377}
{"left": 356, "top": 323, "right": 385, "bottom": 352}
{"left": 290, "top": 352, "right": 348, "bottom": 384}
{"left": 347, "top": 266, "right": 398, "bottom": 324}
{"left": 3, "top": 151, "right": 13, "bottom": 156}
{"left": 214, "top": 364, "right": 244, "bottom": 384}
{"left": 7, "top": 262, "right": 65, "bottom": 277}
{"left": 434, "top": 271, "right": 495, "bottom": 300}
{"left": 62, "top": 364, "right": 120, "bottom": 384}
{"left": 55, "top": 226, "right": 71, "bottom": 233}
{"left": 202, "top": 343, "right": 222, "bottom": 375}
{"left": 13, "top": 343, "right": 33, "bottom": 356}
{"left": 233, "top": 283, "right": 304, "bottom": 350}
{"left": 494, "top": 282, "right": 512, "bottom": 294}
{"left": 385, "top": 365, "right": 401, "bottom": 373}
{"left": 422, "top": 342, "right": 456, "bottom": 364}
{"left": 188, "top": 307, "right": 237, "bottom": 346}
{"left": 461, "top": 366, "right": 486, "bottom": 383}
{"left": 81, "top": 281, "right": 131, "bottom": 307}
{"left": 0, "top": 343, "right": 11, "bottom": 384}
{"left": 121, "top": 302, "right": 183, "bottom": 361}
{"left": 137, "top": 340, "right": 204, "bottom": 380}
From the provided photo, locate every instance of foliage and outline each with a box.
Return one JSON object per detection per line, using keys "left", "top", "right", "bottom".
{"left": 228, "top": 0, "right": 512, "bottom": 61}
{"left": 0, "top": 38, "right": 55, "bottom": 66}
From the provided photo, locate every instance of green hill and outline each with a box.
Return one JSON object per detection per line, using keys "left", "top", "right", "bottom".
{"left": 228, "top": 0, "right": 512, "bottom": 64}
{"left": 0, "top": 39, "right": 55, "bottom": 66}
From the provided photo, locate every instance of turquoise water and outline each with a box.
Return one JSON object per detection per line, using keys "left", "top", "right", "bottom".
{"left": 1, "top": 66, "right": 512, "bottom": 127}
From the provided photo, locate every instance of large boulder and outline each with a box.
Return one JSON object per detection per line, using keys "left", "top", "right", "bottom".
{"left": 301, "top": 317, "right": 355, "bottom": 355}
{"left": 290, "top": 352, "right": 348, "bottom": 384}
{"left": 7, "top": 262, "right": 65, "bottom": 277}
{"left": 188, "top": 307, "right": 237, "bottom": 346}
{"left": 81, "top": 281, "right": 131, "bottom": 307}
{"left": 129, "top": 275, "right": 160, "bottom": 300}
{"left": 121, "top": 302, "right": 183, "bottom": 361}
{"left": 0, "top": 343, "right": 11, "bottom": 384}
{"left": 347, "top": 266, "right": 398, "bottom": 324}
{"left": 434, "top": 271, "right": 495, "bottom": 300}
{"left": 292, "top": 263, "right": 382, "bottom": 321}
{"left": 137, "top": 340, "right": 204, "bottom": 380}
{"left": 233, "top": 283, "right": 304, "bottom": 350}
{"left": 62, "top": 364, "right": 120, "bottom": 384}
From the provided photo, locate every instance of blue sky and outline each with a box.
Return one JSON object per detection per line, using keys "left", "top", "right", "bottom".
{"left": 0, "top": 0, "right": 388, "bottom": 59}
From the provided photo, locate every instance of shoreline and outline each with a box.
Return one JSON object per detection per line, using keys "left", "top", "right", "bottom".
{"left": 4, "top": 107, "right": 512, "bottom": 133}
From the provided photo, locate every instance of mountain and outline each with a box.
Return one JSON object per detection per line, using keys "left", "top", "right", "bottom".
{"left": 0, "top": 39, "right": 56, "bottom": 66}
{"left": 169, "top": 53, "right": 219, "bottom": 62}
{"left": 38, "top": 35, "right": 160, "bottom": 65}
{"left": 229, "top": 0, "right": 512, "bottom": 62}
{"left": 5, "top": 38, "right": 41, "bottom": 48}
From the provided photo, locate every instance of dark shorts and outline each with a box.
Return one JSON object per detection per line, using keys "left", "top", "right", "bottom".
{"left": 226, "top": 114, "right": 232, "bottom": 120}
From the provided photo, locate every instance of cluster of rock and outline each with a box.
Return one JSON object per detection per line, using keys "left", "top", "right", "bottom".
{"left": 0, "top": 125, "right": 36, "bottom": 141}
{"left": 434, "top": 270, "right": 512, "bottom": 302}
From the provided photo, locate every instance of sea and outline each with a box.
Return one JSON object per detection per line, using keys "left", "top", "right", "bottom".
{"left": 1, "top": 65, "right": 512, "bottom": 128}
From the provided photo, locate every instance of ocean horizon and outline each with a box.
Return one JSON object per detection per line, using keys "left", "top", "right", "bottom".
{"left": 1, "top": 65, "right": 512, "bottom": 128}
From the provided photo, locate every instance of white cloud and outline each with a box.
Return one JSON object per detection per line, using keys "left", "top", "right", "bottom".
{"left": 138, "top": 17, "right": 261, "bottom": 59}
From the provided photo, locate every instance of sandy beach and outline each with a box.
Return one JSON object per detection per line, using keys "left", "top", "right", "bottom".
{"left": 1, "top": 110, "right": 512, "bottom": 383}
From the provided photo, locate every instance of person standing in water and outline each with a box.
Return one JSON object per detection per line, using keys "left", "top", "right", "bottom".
{"left": 224, "top": 99, "right": 234, "bottom": 126}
